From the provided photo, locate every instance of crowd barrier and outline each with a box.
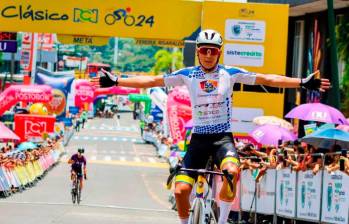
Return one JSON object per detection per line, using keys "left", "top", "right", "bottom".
{"left": 236, "top": 167, "right": 349, "bottom": 224}
{"left": 0, "top": 142, "right": 64, "bottom": 197}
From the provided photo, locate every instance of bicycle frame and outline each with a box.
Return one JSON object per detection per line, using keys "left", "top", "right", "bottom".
{"left": 189, "top": 173, "right": 218, "bottom": 224}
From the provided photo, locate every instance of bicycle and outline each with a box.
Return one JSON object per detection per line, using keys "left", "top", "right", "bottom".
{"left": 71, "top": 173, "right": 82, "bottom": 204}
{"left": 167, "top": 157, "right": 235, "bottom": 224}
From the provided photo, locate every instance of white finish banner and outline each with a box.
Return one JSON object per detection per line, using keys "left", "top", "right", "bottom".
{"left": 321, "top": 171, "right": 349, "bottom": 224}
{"left": 276, "top": 168, "right": 297, "bottom": 218}
{"left": 296, "top": 170, "right": 322, "bottom": 221}
{"left": 256, "top": 169, "right": 276, "bottom": 215}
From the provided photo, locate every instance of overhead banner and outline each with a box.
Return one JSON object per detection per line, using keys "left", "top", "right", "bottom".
{"left": 0, "top": 0, "right": 201, "bottom": 40}
{"left": 321, "top": 171, "right": 349, "bottom": 224}
{"left": 135, "top": 39, "right": 184, "bottom": 48}
{"left": 58, "top": 35, "right": 109, "bottom": 46}
{"left": 276, "top": 168, "right": 297, "bottom": 218}
{"left": 296, "top": 170, "right": 322, "bottom": 221}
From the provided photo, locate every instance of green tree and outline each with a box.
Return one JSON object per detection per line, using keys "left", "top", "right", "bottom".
{"left": 152, "top": 49, "right": 184, "bottom": 75}
{"left": 336, "top": 14, "right": 349, "bottom": 116}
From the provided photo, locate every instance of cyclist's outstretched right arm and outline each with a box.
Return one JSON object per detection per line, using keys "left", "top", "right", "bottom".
{"left": 94, "top": 69, "right": 165, "bottom": 88}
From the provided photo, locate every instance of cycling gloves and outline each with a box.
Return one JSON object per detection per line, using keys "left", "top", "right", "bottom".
{"left": 99, "top": 70, "right": 119, "bottom": 87}
{"left": 300, "top": 73, "right": 321, "bottom": 90}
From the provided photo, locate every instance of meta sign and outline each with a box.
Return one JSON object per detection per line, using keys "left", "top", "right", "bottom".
{"left": 0, "top": 32, "right": 17, "bottom": 53}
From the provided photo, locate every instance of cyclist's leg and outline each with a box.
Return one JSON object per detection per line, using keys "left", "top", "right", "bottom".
{"left": 77, "top": 173, "right": 83, "bottom": 190}
{"left": 71, "top": 170, "right": 77, "bottom": 189}
{"left": 214, "top": 134, "right": 240, "bottom": 224}
{"left": 174, "top": 134, "right": 210, "bottom": 223}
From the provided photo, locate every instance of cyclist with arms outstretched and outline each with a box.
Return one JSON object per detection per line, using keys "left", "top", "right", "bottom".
{"left": 94, "top": 29, "right": 330, "bottom": 224}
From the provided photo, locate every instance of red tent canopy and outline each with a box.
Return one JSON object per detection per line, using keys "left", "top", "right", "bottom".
{"left": 0, "top": 122, "right": 20, "bottom": 141}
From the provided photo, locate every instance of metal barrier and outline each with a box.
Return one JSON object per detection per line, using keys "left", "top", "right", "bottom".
{"left": 238, "top": 152, "right": 349, "bottom": 224}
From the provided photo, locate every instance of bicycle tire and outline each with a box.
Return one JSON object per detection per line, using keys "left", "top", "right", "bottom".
{"left": 76, "top": 179, "right": 81, "bottom": 204}
{"left": 71, "top": 188, "right": 76, "bottom": 204}
{"left": 210, "top": 200, "right": 220, "bottom": 223}
{"left": 191, "top": 199, "right": 203, "bottom": 224}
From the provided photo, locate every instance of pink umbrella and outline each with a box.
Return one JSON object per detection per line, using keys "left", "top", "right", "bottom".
{"left": 0, "top": 122, "right": 20, "bottom": 141}
{"left": 249, "top": 124, "right": 296, "bottom": 146}
{"left": 285, "top": 103, "right": 348, "bottom": 125}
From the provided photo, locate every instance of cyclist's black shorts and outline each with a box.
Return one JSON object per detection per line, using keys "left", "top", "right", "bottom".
{"left": 71, "top": 169, "right": 83, "bottom": 179}
{"left": 176, "top": 132, "right": 239, "bottom": 186}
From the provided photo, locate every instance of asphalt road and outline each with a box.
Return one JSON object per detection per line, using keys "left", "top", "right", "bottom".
{"left": 0, "top": 113, "right": 178, "bottom": 224}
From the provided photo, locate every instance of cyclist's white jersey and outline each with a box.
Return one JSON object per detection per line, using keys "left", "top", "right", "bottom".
{"left": 164, "top": 65, "right": 256, "bottom": 134}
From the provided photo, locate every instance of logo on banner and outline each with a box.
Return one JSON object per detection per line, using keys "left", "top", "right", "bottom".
{"left": 199, "top": 80, "right": 218, "bottom": 93}
{"left": 232, "top": 25, "right": 241, "bottom": 35}
{"left": 73, "top": 8, "right": 98, "bottom": 23}
{"left": 224, "top": 43, "right": 264, "bottom": 67}
{"left": 105, "top": 7, "right": 154, "bottom": 27}
{"left": 45, "top": 89, "right": 66, "bottom": 116}
{"left": 24, "top": 120, "right": 47, "bottom": 136}
{"left": 327, "top": 183, "right": 333, "bottom": 212}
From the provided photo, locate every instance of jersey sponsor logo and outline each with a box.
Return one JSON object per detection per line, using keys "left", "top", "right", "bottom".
{"left": 199, "top": 80, "right": 218, "bottom": 93}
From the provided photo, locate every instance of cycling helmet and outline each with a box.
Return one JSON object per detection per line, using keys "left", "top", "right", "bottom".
{"left": 196, "top": 29, "right": 223, "bottom": 48}
{"left": 78, "top": 148, "right": 85, "bottom": 154}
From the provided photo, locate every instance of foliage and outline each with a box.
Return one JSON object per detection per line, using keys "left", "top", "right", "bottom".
{"left": 152, "top": 49, "right": 184, "bottom": 75}
{"left": 66, "top": 38, "right": 163, "bottom": 73}
{"left": 336, "top": 14, "right": 349, "bottom": 116}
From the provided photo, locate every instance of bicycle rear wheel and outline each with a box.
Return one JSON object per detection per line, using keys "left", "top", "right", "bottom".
{"left": 191, "top": 199, "right": 203, "bottom": 224}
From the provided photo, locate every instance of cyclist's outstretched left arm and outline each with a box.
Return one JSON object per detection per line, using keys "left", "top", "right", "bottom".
{"left": 255, "top": 70, "right": 330, "bottom": 91}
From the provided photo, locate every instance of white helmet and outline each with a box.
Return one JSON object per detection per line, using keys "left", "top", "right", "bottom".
{"left": 196, "top": 29, "right": 223, "bottom": 48}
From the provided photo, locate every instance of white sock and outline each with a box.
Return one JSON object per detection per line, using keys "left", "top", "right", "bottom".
{"left": 179, "top": 217, "right": 189, "bottom": 224}
{"left": 218, "top": 200, "right": 232, "bottom": 224}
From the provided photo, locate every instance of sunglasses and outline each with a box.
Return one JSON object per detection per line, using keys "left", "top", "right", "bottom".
{"left": 198, "top": 47, "right": 220, "bottom": 56}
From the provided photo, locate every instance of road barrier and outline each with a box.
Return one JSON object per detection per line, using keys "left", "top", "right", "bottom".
{"left": 0, "top": 141, "right": 64, "bottom": 197}
{"left": 238, "top": 168, "right": 349, "bottom": 224}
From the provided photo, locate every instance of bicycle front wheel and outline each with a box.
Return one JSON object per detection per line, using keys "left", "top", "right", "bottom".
{"left": 191, "top": 199, "right": 204, "bottom": 224}
{"left": 76, "top": 180, "right": 81, "bottom": 204}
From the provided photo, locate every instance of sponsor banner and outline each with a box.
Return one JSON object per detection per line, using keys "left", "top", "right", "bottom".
{"left": 58, "top": 34, "right": 109, "bottom": 46}
{"left": 37, "top": 33, "right": 54, "bottom": 51}
{"left": 0, "top": 84, "right": 52, "bottom": 116}
{"left": 276, "top": 168, "right": 297, "bottom": 218}
{"left": 63, "top": 55, "right": 88, "bottom": 69}
{"left": 0, "top": 32, "right": 17, "bottom": 41}
{"left": 74, "top": 80, "right": 94, "bottom": 108}
{"left": 225, "top": 19, "right": 265, "bottom": 42}
{"left": 20, "top": 32, "right": 35, "bottom": 74}
{"left": 256, "top": 169, "right": 276, "bottom": 214}
{"left": 167, "top": 86, "right": 192, "bottom": 144}
{"left": 223, "top": 43, "right": 264, "bottom": 67}
{"left": 0, "top": 40, "right": 17, "bottom": 53}
{"left": 321, "top": 171, "right": 349, "bottom": 224}
{"left": 35, "top": 67, "right": 74, "bottom": 119}
{"left": 135, "top": 38, "right": 184, "bottom": 48}
{"left": 0, "top": 0, "right": 201, "bottom": 40}
{"left": 14, "top": 114, "right": 55, "bottom": 142}
{"left": 296, "top": 170, "right": 322, "bottom": 221}
{"left": 241, "top": 169, "right": 257, "bottom": 212}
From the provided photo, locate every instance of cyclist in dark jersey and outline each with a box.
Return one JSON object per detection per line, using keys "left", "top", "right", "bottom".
{"left": 68, "top": 148, "right": 87, "bottom": 191}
